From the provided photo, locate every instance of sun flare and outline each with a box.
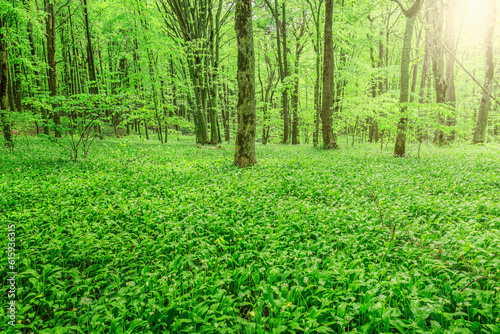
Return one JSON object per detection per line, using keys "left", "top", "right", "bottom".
{"left": 462, "top": 0, "right": 494, "bottom": 37}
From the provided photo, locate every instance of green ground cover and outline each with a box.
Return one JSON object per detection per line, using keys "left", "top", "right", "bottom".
{"left": 1, "top": 137, "right": 500, "bottom": 333}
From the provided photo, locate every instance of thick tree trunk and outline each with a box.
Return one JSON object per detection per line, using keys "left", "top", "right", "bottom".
{"left": 320, "top": 0, "right": 338, "bottom": 149}
{"left": 234, "top": 0, "right": 257, "bottom": 167}
{"left": 473, "top": 0, "right": 496, "bottom": 144}
{"left": 0, "top": 16, "right": 13, "bottom": 147}
{"left": 393, "top": 0, "right": 423, "bottom": 157}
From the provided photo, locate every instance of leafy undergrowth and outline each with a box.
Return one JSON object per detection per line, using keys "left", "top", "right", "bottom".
{"left": 1, "top": 137, "right": 500, "bottom": 333}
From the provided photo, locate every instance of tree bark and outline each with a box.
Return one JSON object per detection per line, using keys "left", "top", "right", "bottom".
{"left": 45, "top": 0, "right": 61, "bottom": 137}
{"left": 428, "top": 0, "right": 447, "bottom": 144}
{"left": 209, "top": 0, "right": 223, "bottom": 144}
{"left": 393, "top": 0, "right": 424, "bottom": 157}
{"left": 83, "top": 0, "right": 98, "bottom": 95}
{"left": 281, "top": 1, "right": 290, "bottom": 144}
{"left": 291, "top": 13, "right": 305, "bottom": 145}
{"left": 445, "top": 0, "right": 456, "bottom": 141}
{"left": 0, "top": 15, "right": 13, "bottom": 147}
{"left": 473, "top": 0, "right": 496, "bottom": 144}
{"left": 306, "top": 0, "right": 322, "bottom": 148}
{"left": 262, "top": 55, "right": 275, "bottom": 145}
{"left": 320, "top": 0, "right": 338, "bottom": 149}
{"left": 234, "top": 0, "right": 257, "bottom": 167}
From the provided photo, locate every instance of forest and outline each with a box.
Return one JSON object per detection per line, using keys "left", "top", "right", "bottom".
{"left": 1, "top": 0, "right": 500, "bottom": 332}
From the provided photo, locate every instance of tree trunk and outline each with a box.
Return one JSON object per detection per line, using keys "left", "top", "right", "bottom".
{"left": 291, "top": 13, "right": 305, "bottom": 145}
{"left": 83, "top": 0, "right": 98, "bottom": 95}
{"left": 262, "top": 56, "right": 275, "bottom": 145}
{"left": 473, "top": 0, "right": 496, "bottom": 144}
{"left": 307, "top": 0, "right": 323, "bottom": 148}
{"left": 320, "top": 0, "right": 338, "bottom": 149}
{"left": 234, "top": 0, "right": 257, "bottom": 167}
{"left": 281, "top": 2, "right": 290, "bottom": 144}
{"left": 291, "top": 66, "right": 299, "bottom": 145}
{"left": 445, "top": 0, "right": 457, "bottom": 141}
{"left": 45, "top": 0, "right": 60, "bottom": 137}
{"left": 144, "top": 121, "right": 149, "bottom": 140}
{"left": 221, "top": 76, "right": 231, "bottom": 142}
{"left": 0, "top": 15, "right": 13, "bottom": 147}
{"left": 393, "top": 0, "right": 423, "bottom": 157}
{"left": 209, "top": 0, "right": 223, "bottom": 144}
{"left": 428, "top": 0, "right": 447, "bottom": 144}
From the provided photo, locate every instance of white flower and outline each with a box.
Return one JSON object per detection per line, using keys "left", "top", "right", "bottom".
{"left": 80, "top": 297, "right": 92, "bottom": 306}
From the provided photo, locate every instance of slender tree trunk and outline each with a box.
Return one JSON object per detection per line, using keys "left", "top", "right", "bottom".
{"left": 281, "top": 1, "right": 290, "bottom": 144}
{"left": 24, "top": 0, "right": 46, "bottom": 133}
{"left": 12, "top": 52, "right": 21, "bottom": 112}
{"left": 473, "top": 0, "right": 496, "bottom": 143}
{"left": 308, "top": 0, "right": 323, "bottom": 148}
{"left": 268, "top": 0, "right": 289, "bottom": 144}
{"left": 368, "top": 22, "right": 382, "bottom": 143}
{"left": 291, "top": 68, "right": 299, "bottom": 145}
{"left": 45, "top": 0, "right": 60, "bottom": 137}
{"left": 428, "top": 0, "right": 447, "bottom": 144}
{"left": 291, "top": 13, "right": 305, "bottom": 145}
{"left": 83, "top": 0, "right": 98, "bottom": 95}
{"left": 234, "top": 0, "right": 257, "bottom": 167}
{"left": 262, "top": 56, "right": 275, "bottom": 145}
{"left": 209, "top": 0, "right": 223, "bottom": 144}
{"left": 222, "top": 77, "right": 230, "bottom": 142}
{"left": 445, "top": 0, "right": 456, "bottom": 141}
{"left": 393, "top": 0, "right": 424, "bottom": 157}
{"left": 320, "top": 0, "right": 338, "bottom": 149}
{"left": 0, "top": 16, "right": 13, "bottom": 147}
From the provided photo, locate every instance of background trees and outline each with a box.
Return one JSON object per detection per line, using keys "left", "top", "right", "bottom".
{"left": 1, "top": 0, "right": 499, "bottom": 154}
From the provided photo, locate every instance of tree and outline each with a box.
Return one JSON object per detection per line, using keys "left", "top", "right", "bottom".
{"left": 234, "top": 0, "right": 256, "bottom": 167}
{"left": 45, "top": 0, "right": 61, "bottom": 138}
{"left": 291, "top": 11, "right": 306, "bottom": 145}
{"left": 444, "top": 0, "right": 457, "bottom": 142}
{"left": 392, "top": 0, "right": 424, "bottom": 157}
{"left": 263, "top": 0, "right": 290, "bottom": 144}
{"left": 0, "top": 14, "right": 13, "bottom": 147}
{"left": 305, "top": 0, "right": 323, "bottom": 148}
{"left": 157, "top": 0, "right": 211, "bottom": 144}
{"left": 320, "top": 0, "right": 338, "bottom": 149}
{"left": 473, "top": 0, "right": 496, "bottom": 144}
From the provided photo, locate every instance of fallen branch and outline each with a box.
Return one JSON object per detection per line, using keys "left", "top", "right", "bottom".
{"left": 196, "top": 145, "right": 226, "bottom": 150}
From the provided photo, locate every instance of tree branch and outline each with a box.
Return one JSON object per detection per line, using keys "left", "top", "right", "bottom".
{"left": 390, "top": 0, "right": 407, "bottom": 14}
{"left": 442, "top": 42, "right": 500, "bottom": 109}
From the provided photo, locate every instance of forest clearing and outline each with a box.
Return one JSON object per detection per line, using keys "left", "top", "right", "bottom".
{"left": 2, "top": 0, "right": 500, "bottom": 332}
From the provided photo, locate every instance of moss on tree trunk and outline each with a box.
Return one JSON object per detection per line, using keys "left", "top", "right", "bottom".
{"left": 233, "top": 0, "right": 257, "bottom": 167}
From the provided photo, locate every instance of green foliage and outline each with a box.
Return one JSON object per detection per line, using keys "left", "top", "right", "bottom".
{"left": 1, "top": 139, "right": 500, "bottom": 333}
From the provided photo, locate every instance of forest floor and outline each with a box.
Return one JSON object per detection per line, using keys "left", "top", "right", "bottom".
{"left": 1, "top": 136, "right": 500, "bottom": 333}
